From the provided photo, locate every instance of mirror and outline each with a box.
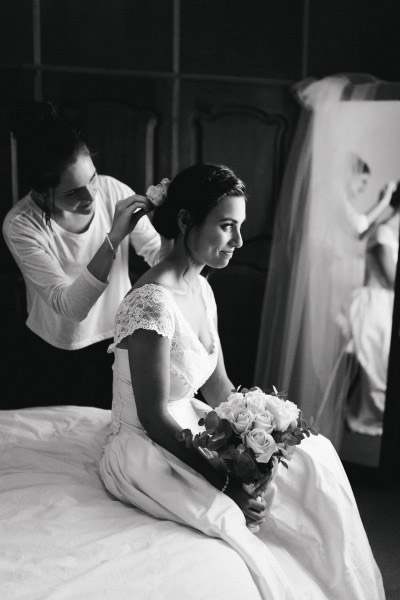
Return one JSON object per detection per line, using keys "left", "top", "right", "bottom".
{"left": 316, "top": 101, "right": 400, "bottom": 469}
{"left": 255, "top": 80, "right": 400, "bottom": 480}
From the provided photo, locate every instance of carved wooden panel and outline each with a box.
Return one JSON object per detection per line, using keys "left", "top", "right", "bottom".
{"left": 66, "top": 102, "right": 158, "bottom": 194}
{"left": 181, "top": 0, "right": 303, "bottom": 79}
{"left": 192, "top": 106, "right": 288, "bottom": 242}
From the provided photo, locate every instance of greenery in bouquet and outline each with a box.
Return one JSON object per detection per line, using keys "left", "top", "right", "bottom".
{"left": 176, "top": 386, "right": 319, "bottom": 486}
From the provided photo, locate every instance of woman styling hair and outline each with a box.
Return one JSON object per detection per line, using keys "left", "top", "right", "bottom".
{"left": 2, "top": 101, "right": 161, "bottom": 408}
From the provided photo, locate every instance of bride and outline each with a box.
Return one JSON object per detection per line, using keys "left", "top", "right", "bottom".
{"left": 100, "top": 163, "right": 384, "bottom": 600}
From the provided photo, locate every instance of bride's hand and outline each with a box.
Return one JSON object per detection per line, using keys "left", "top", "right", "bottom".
{"left": 244, "top": 465, "right": 277, "bottom": 499}
{"left": 225, "top": 482, "right": 267, "bottom": 525}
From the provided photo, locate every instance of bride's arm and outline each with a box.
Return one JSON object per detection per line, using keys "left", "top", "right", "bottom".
{"left": 127, "top": 328, "right": 230, "bottom": 488}
{"left": 127, "top": 328, "right": 266, "bottom": 523}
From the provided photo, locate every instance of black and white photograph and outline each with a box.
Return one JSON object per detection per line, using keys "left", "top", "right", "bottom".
{"left": 1, "top": 2, "right": 399, "bottom": 599}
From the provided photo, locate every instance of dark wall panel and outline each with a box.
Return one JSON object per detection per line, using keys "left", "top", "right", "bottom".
{"left": 0, "top": 104, "right": 15, "bottom": 270}
{"left": 0, "top": 70, "right": 36, "bottom": 105}
{"left": 0, "top": 0, "right": 33, "bottom": 65}
{"left": 308, "top": 0, "right": 400, "bottom": 81}
{"left": 181, "top": 0, "right": 304, "bottom": 79}
{"left": 41, "top": 0, "right": 173, "bottom": 71}
{"left": 0, "top": 69, "right": 36, "bottom": 224}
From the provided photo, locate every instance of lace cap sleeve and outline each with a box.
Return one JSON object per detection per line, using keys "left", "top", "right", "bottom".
{"left": 108, "top": 284, "right": 175, "bottom": 352}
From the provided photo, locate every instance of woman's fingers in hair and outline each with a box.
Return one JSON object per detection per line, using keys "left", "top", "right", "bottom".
{"left": 129, "top": 208, "right": 147, "bottom": 229}
{"left": 113, "top": 195, "right": 152, "bottom": 225}
{"left": 111, "top": 195, "right": 152, "bottom": 242}
{"left": 120, "top": 194, "right": 153, "bottom": 213}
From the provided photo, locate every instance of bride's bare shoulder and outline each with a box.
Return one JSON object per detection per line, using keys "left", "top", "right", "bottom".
{"left": 130, "top": 263, "right": 173, "bottom": 292}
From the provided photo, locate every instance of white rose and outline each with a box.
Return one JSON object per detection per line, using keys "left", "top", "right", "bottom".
{"left": 231, "top": 407, "right": 255, "bottom": 434}
{"left": 245, "top": 388, "right": 268, "bottom": 413}
{"left": 226, "top": 392, "right": 247, "bottom": 408}
{"left": 273, "top": 400, "right": 299, "bottom": 432}
{"left": 263, "top": 395, "right": 299, "bottom": 432}
{"left": 245, "top": 429, "right": 278, "bottom": 463}
{"left": 253, "top": 410, "right": 275, "bottom": 434}
{"left": 263, "top": 394, "right": 284, "bottom": 413}
{"left": 214, "top": 402, "right": 234, "bottom": 420}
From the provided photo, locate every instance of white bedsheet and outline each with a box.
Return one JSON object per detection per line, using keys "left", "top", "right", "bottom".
{"left": 0, "top": 406, "right": 260, "bottom": 600}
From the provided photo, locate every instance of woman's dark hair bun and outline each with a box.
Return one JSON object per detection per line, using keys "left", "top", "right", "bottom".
{"left": 9, "top": 101, "right": 58, "bottom": 142}
{"left": 152, "top": 201, "right": 180, "bottom": 239}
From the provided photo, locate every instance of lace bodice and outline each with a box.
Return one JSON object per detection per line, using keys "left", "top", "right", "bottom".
{"left": 108, "top": 278, "right": 219, "bottom": 433}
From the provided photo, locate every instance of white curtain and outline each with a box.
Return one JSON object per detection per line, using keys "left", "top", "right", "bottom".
{"left": 254, "top": 74, "right": 390, "bottom": 449}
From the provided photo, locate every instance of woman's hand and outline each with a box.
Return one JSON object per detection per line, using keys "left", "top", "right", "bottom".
{"left": 378, "top": 181, "right": 397, "bottom": 208}
{"left": 108, "top": 195, "right": 154, "bottom": 248}
{"left": 226, "top": 481, "right": 267, "bottom": 526}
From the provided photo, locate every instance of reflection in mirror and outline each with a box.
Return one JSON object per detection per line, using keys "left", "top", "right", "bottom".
{"left": 316, "top": 100, "right": 400, "bottom": 468}
{"left": 255, "top": 76, "right": 400, "bottom": 472}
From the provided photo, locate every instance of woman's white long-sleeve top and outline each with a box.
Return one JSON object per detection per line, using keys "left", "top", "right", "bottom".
{"left": 2, "top": 175, "right": 161, "bottom": 349}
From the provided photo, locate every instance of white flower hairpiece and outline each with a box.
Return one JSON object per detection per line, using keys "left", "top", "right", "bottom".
{"left": 146, "top": 178, "right": 170, "bottom": 207}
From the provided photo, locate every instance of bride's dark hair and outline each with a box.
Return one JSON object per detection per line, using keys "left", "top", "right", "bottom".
{"left": 152, "top": 163, "right": 247, "bottom": 243}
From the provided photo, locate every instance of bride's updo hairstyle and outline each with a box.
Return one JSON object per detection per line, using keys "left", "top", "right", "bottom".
{"left": 10, "top": 101, "right": 90, "bottom": 223}
{"left": 152, "top": 163, "right": 246, "bottom": 253}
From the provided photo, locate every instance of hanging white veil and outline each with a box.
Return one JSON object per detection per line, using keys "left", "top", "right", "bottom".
{"left": 254, "top": 74, "right": 390, "bottom": 448}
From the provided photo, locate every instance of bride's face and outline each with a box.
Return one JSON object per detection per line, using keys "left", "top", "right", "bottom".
{"left": 188, "top": 195, "right": 246, "bottom": 268}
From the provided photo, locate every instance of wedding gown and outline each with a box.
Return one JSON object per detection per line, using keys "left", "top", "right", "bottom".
{"left": 99, "top": 276, "right": 384, "bottom": 600}
{"left": 347, "top": 222, "right": 398, "bottom": 435}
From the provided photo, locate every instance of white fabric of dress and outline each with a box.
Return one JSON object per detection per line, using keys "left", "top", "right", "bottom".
{"left": 347, "top": 223, "right": 398, "bottom": 435}
{"left": 100, "top": 276, "right": 385, "bottom": 600}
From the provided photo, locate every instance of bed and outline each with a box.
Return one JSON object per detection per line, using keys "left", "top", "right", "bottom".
{"left": 0, "top": 405, "right": 262, "bottom": 600}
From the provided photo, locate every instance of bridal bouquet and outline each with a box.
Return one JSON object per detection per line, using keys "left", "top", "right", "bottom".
{"left": 176, "top": 386, "right": 319, "bottom": 528}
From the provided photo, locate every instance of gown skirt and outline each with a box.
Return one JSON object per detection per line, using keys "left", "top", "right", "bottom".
{"left": 347, "top": 286, "right": 394, "bottom": 435}
{"left": 100, "top": 396, "right": 385, "bottom": 600}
